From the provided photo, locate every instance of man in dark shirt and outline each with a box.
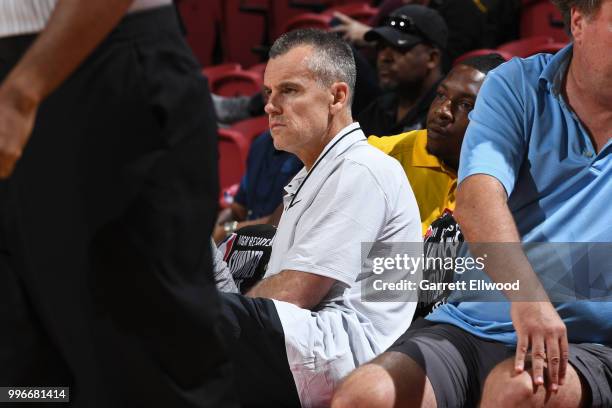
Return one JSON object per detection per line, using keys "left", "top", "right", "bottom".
{"left": 213, "top": 130, "right": 302, "bottom": 243}
{"left": 357, "top": 5, "right": 447, "bottom": 137}
{"left": 370, "top": 0, "right": 488, "bottom": 63}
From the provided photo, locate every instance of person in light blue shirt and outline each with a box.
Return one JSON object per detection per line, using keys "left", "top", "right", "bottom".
{"left": 331, "top": 1, "right": 612, "bottom": 407}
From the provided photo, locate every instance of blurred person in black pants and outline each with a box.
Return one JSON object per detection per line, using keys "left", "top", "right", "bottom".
{"left": 0, "top": 1, "right": 235, "bottom": 406}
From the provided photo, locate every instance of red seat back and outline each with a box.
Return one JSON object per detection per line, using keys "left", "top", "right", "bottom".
{"left": 221, "top": 0, "right": 268, "bottom": 67}
{"left": 209, "top": 70, "right": 263, "bottom": 97}
{"left": 281, "top": 13, "right": 332, "bottom": 34}
{"left": 520, "top": 0, "right": 569, "bottom": 43}
{"left": 177, "top": 0, "right": 222, "bottom": 67}
{"left": 203, "top": 63, "right": 242, "bottom": 85}
{"left": 497, "top": 36, "right": 554, "bottom": 58}
{"left": 324, "top": 3, "right": 377, "bottom": 23}
{"left": 247, "top": 62, "right": 267, "bottom": 79}
{"left": 218, "top": 128, "right": 249, "bottom": 190}
{"left": 271, "top": 1, "right": 327, "bottom": 39}
{"left": 231, "top": 116, "right": 270, "bottom": 143}
{"left": 518, "top": 42, "right": 568, "bottom": 57}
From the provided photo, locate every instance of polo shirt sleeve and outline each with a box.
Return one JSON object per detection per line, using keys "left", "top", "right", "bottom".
{"left": 279, "top": 159, "right": 389, "bottom": 286}
{"left": 458, "top": 60, "right": 527, "bottom": 196}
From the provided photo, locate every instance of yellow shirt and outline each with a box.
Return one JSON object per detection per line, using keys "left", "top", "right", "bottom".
{"left": 368, "top": 130, "right": 457, "bottom": 235}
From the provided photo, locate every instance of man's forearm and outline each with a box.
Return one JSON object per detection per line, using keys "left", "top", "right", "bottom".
{"left": 1, "top": 0, "right": 134, "bottom": 105}
{"left": 454, "top": 174, "right": 549, "bottom": 301}
{"left": 247, "top": 270, "right": 336, "bottom": 310}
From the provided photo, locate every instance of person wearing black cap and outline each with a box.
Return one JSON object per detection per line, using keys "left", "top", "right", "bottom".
{"left": 356, "top": 5, "right": 447, "bottom": 138}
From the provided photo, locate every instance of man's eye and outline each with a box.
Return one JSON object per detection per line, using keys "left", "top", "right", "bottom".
{"left": 435, "top": 91, "right": 446, "bottom": 100}
{"left": 459, "top": 101, "right": 474, "bottom": 110}
{"left": 283, "top": 88, "right": 297, "bottom": 94}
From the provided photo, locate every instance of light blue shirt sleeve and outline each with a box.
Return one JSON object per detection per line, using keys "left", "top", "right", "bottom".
{"left": 458, "top": 59, "right": 528, "bottom": 197}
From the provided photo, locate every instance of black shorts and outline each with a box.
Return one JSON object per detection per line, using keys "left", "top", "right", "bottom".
{"left": 388, "top": 318, "right": 612, "bottom": 408}
{"left": 218, "top": 293, "right": 301, "bottom": 407}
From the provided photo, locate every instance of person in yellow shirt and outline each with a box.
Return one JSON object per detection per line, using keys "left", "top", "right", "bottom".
{"left": 368, "top": 53, "right": 506, "bottom": 234}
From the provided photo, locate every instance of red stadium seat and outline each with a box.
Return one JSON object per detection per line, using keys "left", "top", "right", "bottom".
{"left": 518, "top": 42, "right": 568, "bottom": 57}
{"left": 231, "top": 116, "right": 269, "bottom": 143}
{"left": 520, "top": 0, "right": 569, "bottom": 43}
{"left": 218, "top": 128, "right": 249, "bottom": 190}
{"left": 271, "top": 1, "right": 323, "bottom": 39}
{"left": 221, "top": 0, "right": 268, "bottom": 67}
{"left": 324, "top": 3, "right": 377, "bottom": 23}
{"left": 333, "top": 0, "right": 377, "bottom": 4}
{"left": 453, "top": 49, "right": 514, "bottom": 66}
{"left": 209, "top": 70, "right": 264, "bottom": 97}
{"left": 203, "top": 63, "right": 242, "bottom": 85}
{"left": 247, "top": 62, "right": 267, "bottom": 79}
{"left": 281, "top": 13, "right": 332, "bottom": 34}
{"left": 497, "top": 36, "right": 554, "bottom": 58}
{"left": 177, "top": 0, "right": 222, "bottom": 67}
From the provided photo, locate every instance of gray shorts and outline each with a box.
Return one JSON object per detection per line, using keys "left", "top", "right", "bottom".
{"left": 388, "top": 318, "right": 612, "bottom": 408}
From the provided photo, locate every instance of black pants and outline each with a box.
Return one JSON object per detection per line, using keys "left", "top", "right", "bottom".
{"left": 218, "top": 293, "right": 301, "bottom": 407}
{"left": 0, "top": 7, "right": 235, "bottom": 407}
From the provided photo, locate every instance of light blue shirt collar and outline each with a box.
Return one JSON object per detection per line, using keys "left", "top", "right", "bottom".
{"left": 538, "top": 43, "right": 573, "bottom": 96}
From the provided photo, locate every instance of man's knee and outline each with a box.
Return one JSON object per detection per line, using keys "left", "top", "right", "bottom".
{"left": 332, "top": 351, "right": 435, "bottom": 408}
{"left": 481, "top": 358, "right": 535, "bottom": 408}
{"left": 331, "top": 363, "right": 396, "bottom": 408}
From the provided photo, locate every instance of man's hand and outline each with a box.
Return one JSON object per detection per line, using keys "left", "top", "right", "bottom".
{"left": 0, "top": 0, "right": 135, "bottom": 179}
{"left": 455, "top": 175, "right": 569, "bottom": 393}
{"left": 329, "top": 12, "right": 371, "bottom": 47}
{"left": 511, "top": 301, "right": 569, "bottom": 392}
{"left": 0, "top": 86, "right": 39, "bottom": 179}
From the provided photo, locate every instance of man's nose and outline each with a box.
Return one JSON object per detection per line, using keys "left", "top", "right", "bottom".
{"left": 436, "top": 99, "right": 453, "bottom": 122}
{"left": 264, "top": 94, "right": 281, "bottom": 115}
{"left": 377, "top": 45, "right": 394, "bottom": 62}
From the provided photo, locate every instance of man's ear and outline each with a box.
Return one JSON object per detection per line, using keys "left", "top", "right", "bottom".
{"left": 330, "top": 82, "right": 350, "bottom": 114}
{"left": 426, "top": 47, "right": 442, "bottom": 70}
{"left": 570, "top": 6, "right": 585, "bottom": 42}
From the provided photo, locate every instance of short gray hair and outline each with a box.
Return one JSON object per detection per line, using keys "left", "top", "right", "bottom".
{"left": 551, "top": 0, "right": 603, "bottom": 34}
{"left": 269, "top": 28, "right": 357, "bottom": 107}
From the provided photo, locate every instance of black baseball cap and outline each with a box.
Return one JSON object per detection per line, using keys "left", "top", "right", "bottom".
{"left": 364, "top": 5, "right": 448, "bottom": 50}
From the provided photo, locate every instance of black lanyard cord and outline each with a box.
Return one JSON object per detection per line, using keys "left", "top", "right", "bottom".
{"left": 287, "top": 126, "right": 363, "bottom": 209}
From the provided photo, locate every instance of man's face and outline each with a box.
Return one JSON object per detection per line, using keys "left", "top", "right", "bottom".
{"left": 376, "top": 41, "right": 433, "bottom": 92}
{"left": 425, "top": 64, "right": 485, "bottom": 170}
{"left": 573, "top": 1, "right": 612, "bottom": 95}
{"left": 263, "top": 46, "right": 333, "bottom": 155}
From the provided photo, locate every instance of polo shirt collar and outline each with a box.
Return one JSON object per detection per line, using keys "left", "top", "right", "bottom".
{"left": 283, "top": 122, "right": 365, "bottom": 195}
{"left": 411, "top": 130, "right": 456, "bottom": 175}
{"left": 317, "top": 122, "right": 365, "bottom": 161}
{"left": 539, "top": 43, "right": 573, "bottom": 96}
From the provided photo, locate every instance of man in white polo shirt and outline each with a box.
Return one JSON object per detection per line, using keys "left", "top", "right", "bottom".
{"left": 216, "top": 29, "right": 422, "bottom": 407}
{"left": 0, "top": 1, "right": 234, "bottom": 406}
